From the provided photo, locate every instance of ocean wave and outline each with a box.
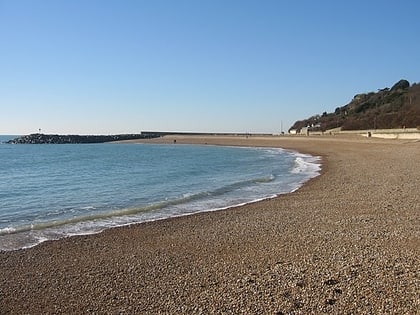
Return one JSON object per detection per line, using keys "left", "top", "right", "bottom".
{"left": 291, "top": 154, "right": 321, "bottom": 175}
{"left": 0, "top": 174, "right": 277, "bottom": 238}
{"left": 0, "top": 144, "right": 322, "bottom": 251}
{"left": 0, "top": 227, "right": 17, "bottom": 234}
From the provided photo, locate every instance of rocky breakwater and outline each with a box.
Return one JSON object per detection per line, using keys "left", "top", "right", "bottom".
{"left": 7, "top": 133, "right": 160, "bottom": 144}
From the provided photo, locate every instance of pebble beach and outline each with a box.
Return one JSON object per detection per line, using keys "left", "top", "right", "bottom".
{"left": 0, "top": 135, "right": 419, "bottom": 314}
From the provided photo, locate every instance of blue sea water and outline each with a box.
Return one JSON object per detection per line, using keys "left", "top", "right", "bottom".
{"left": 0, "top": 136, "right": 321, "bottom": 251}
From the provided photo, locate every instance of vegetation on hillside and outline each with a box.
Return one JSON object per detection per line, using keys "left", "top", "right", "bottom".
{"left": 290, "top": 79, "right": 420, "bottom": 133}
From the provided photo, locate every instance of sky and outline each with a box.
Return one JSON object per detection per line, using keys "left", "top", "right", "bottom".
{"left": 1, "top": 0, "right": 419, "bottom": 135}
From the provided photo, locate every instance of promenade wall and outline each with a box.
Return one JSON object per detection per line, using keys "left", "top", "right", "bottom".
{"left": 323, "top": 128, "right": 420, "bottom": 140}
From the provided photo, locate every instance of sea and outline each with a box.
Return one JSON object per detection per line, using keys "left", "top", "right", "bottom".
{"left": 0, "top": 135, "right": 321, "bottom": 251}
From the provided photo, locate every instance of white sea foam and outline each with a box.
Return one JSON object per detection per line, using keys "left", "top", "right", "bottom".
{"left": 291, "top": 154, "right": 322, "bottom": 175}
{"left": 0, "top": 227, "right": 17, "bottom": 234}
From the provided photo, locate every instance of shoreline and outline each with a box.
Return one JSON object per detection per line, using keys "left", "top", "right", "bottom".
{"left": 0, "top": 143, "right": 320, "bottom": 252}
{"left": 1, "top": 135, "right": 418, "bottom": 313}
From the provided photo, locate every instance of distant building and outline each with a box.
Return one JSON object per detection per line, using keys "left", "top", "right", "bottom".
{"left": 301, "top": 126, "right": 309, "bottom": 135}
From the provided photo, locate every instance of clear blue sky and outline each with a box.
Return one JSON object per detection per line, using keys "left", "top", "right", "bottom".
{"left": 1, "top": 0, "right": 419, "bottom": 134}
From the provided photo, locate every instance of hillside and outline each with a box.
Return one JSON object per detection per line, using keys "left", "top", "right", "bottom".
{"left": 290, "top": 79, "right": 420, "bottom": 133}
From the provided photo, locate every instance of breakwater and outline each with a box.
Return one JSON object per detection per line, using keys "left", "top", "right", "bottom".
{"left": 6, "top": 132, "right": 275, "bottom": 144}
{"left": 7, "top": 133, "right": 160, "bottom": 144}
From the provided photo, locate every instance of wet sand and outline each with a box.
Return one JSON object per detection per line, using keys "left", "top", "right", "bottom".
{"left": 1, "top": 135, "right": 419, "bottom": 314}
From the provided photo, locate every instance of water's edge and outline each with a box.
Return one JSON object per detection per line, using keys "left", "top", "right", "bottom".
{"left": 0, "top": 144, "right": 321, "bottom": 252}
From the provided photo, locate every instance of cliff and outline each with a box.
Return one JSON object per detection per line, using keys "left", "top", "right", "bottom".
{"left": 290, "top": 79, "right": 420, "bottom": 133}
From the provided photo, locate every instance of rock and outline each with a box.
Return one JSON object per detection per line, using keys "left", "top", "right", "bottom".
{"left": 390, "top": 79, "right": 410, "bottom": 91}
{"left": 325, "top": 298, "right": 337, "bottom": 305}
{"left": 6, "top": 133, "right": 159, "bottom": 144}
{"left": 324, "top": 279, "right": 339, "bottom": 286}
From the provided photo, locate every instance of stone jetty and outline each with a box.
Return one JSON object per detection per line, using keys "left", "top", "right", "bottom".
{"left": 7, "top": 133, "right": 160, "bottom": 144}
